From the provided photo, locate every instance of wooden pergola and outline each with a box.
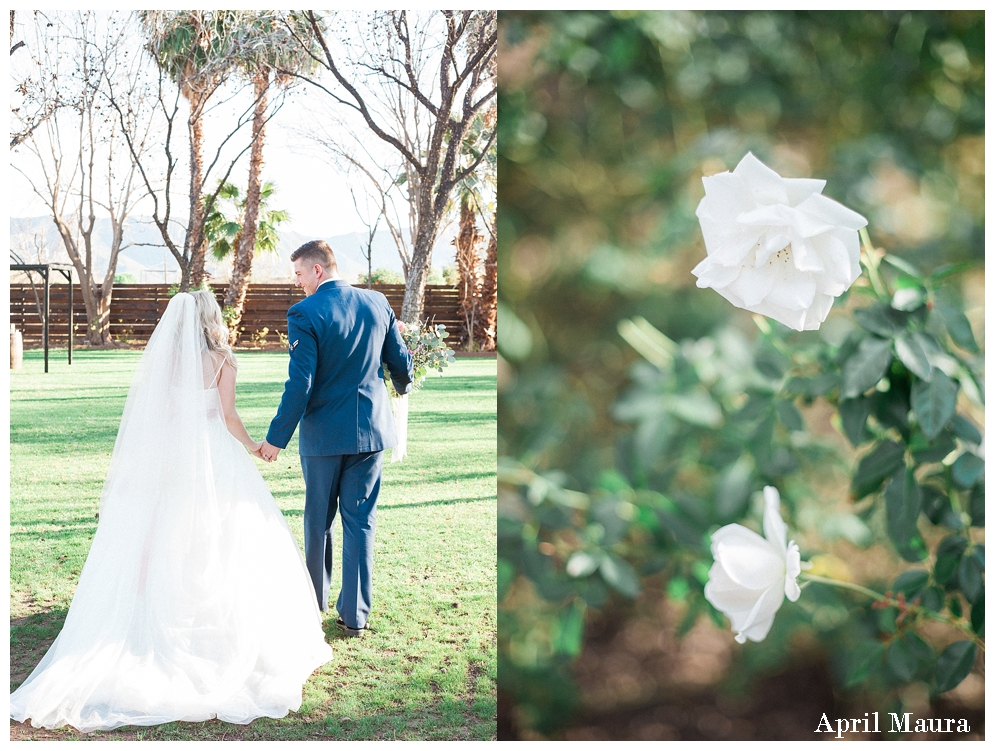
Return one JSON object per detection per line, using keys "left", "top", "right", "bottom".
{"left": 9, "top": 263, "right": 75, "bottom": 373}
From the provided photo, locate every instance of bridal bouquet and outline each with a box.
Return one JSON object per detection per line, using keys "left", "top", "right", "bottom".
{"left": 385, "top": 321, "right": 456, "bottom": 462}
{"left": 385, "top": 321, "right": 457, "bottom": 398}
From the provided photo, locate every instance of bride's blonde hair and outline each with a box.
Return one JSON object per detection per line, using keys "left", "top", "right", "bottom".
{"left": 191, "top": 289, "right": 237, "bottom": 371}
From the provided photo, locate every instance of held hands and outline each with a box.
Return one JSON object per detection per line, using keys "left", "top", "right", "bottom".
{"left": 259, "top": 439, "right": 281, "bottom": 463}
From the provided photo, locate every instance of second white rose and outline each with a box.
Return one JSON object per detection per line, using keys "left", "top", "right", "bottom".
{"left": 692, "top": 152, "right": 868, "bottom": 331}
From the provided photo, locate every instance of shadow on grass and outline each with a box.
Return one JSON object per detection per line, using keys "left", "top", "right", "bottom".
{"left": 10, "top": 607, "right": 68, "bottom": 688}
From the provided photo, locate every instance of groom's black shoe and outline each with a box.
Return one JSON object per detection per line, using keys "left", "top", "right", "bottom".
{"left": 335, "top": 617, "right": 367, "bottom": 638}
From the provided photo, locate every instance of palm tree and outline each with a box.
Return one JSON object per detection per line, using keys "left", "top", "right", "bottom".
{"left": 141, "top": 11, "right": 236, "bottom": 290}
{"left": 222, "top": 12, "right": 320, "bottom": 340}
{"left": 204, "top": 179, "right": 289, "bottom": 341}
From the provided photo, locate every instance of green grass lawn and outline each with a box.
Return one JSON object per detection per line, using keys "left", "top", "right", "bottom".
{"left": 9, "top": 348, "right": 496, "bottom": 740}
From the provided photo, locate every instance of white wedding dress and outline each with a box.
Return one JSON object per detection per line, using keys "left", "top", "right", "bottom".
{"left": 10, "top": 294, "right": 332, "bottom": 732}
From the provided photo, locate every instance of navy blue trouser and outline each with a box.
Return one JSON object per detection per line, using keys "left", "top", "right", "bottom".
{"left": 300, "top": 451, "right": 383, "bottom": 629}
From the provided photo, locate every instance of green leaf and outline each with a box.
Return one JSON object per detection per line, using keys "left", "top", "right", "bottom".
{"left": 844, "top": 641, "right": 884, "bottom": 687}
{"left": 951, "top": 452, "right": 984, "bottom": 488}
{"left": 894, "top": 333, "right": 932, "bottom": 381}
{"left": 676, "top": 598, "right": 703, "bottom": 637}
{"left": 775, "top": 399, "right": 803, "bottom": 432}
{"left": 921, "top": 487, "right": 962, "bottom": 530}
{"left": 714, "top": 456, "right": 752, "bottom": 522}
{"left": 910, "top": 370, "right": 959, "bottom": 440}
{"left": 922, "top": 586, "right": 945, "bottom": 612}
{"left": 934, "top": 535, "right": 968, "bottom": 584}
{"left": 497, "top": 557, "right": 515, "bottom": 601}
{"left": 969, "top": 483, "right": 984, "bottom": 527}
{"left": 884, "top": 467, "right": 926, "bottom": 562}
{"left": 950, "top": 414, "right": 982, "bottom": 445}
{"left": 957, "top": 551, "right": 984, "bottom": 604}
{"left": 911, "top": 430, "right": 956, "bottom": 464}
{"left": 841, "top": 336, "right": 892, "bottom": 398}
{"left": 892, "top": 569, "right": 929, "bottom": 600}
{"left": 887, "top": 634, "right": 919, "bottom": 682}
{"left": 554, "top": 599, "right": 586, "bottom": 657}
{"left": 970, "top": 596, "right": 984, "bottom": 636}
{"left": 934, "top": 303, "right": 979, "bottom": 353}
{"left": 934, "top": 641, "right": 977, "bottom": 693}
{"left": 882, "top": 254, "right": 924, "bottom": 280}
{"left": 839, "top": 397, "right": 871, "bottom": 447}
{"left": 852, "top": 441, "right": 906, "bottom": 499}
{"left": 566, "top": 550, "right": 601, "bottom": 578}
{"left": 891, "top": 286, "right": 926, "bottom": 312}
{"left": 853, "top": 304, "right": 908, "bottom": 338}
{"left": 599, "top": 554, "right": 641, "bottom": 598}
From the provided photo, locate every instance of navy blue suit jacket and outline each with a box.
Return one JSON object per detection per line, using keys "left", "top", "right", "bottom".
{"left": 266, "top": 280, "right": 414, "bottom": 455}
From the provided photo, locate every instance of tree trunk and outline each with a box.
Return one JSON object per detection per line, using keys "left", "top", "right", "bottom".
{"left": 455, "top": 197, "right": 483, "bottom": 349}
{"left": 186, "top": 94, "right": 208, "bottom": 291}
{"left": 400, "top": 190, "right": 443, "bottom": 323}
{"left": 477, "top": 213, "right": 497, "bottom": 350}
{"left": 224, "top": 70, "right": 269, "bottom": 345}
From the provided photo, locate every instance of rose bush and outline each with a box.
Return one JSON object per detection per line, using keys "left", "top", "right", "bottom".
{"left": 692, "top": 152, "right": 868, "bottom": 331}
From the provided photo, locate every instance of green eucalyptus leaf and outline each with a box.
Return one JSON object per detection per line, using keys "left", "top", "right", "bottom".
{"left": 841, "top": 336, "right": 893, "bottom": 398}
{"left": 884, "top": 467, "right": 926, "bottom": 562}
{"left": 839, "top": 397, "right": 871, "bottom": 447}
{"left": 895, "top": 333, "right": 932, "bottom": 381}
{"left": 951, "top": 452, "right": 984, "bottom": 488}
{"left": 934, "top": 303, "right": 979, "bottom": 354}
{"left": 934, "top": 640, "right": 977, "bottom": 693}
{"left": 852, "top": 440, "right": 906, "bottom": 500}
{"left": 910, "top": 370, "right": 959, "bottom": 440}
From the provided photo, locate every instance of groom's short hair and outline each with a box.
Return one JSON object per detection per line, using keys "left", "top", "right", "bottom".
{"left": 291, "top": 240, "right": 339, "bottom": 274}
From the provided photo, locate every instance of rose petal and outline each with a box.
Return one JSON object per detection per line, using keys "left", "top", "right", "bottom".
{"left": 733, "top": 152, "right": 789, "bottom": 206}
{"left": 763, "top": 274, "right": 816, "bottom": 312}
{"left": 795, "top": 192, "right": 868, "bottom": 231}
{"left": 784, "top": 177, "right": 826, "bottom": 206}
{"left": 761, "top": 486, "right": 788, "bottom": 552}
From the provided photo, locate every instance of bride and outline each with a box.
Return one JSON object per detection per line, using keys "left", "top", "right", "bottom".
{"left": 10, "top": 290, "right": 332, "bottom": 732}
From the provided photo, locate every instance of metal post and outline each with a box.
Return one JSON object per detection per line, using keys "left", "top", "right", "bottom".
{"left": 67, "top": 272, "right": 73, "bottom": 365}
{"left": 43, "top": 266, "right": 50, "bottom": 374}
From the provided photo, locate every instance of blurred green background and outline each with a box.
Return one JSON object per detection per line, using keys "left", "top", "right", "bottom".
{"left": 497, "top": 10, "right": 983, "bottom": 740}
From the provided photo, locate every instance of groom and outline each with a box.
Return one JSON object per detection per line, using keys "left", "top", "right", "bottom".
{"left": 260, "top": 240, "right": 413, "bottom": 636}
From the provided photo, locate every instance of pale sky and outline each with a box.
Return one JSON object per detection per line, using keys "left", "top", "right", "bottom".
{"left": 9, "top": 10, "right": 477, "bottom": 262}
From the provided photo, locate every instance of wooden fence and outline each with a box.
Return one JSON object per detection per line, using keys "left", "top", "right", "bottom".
{"left": 10, "top": 283, "right": 464, "bottom": 348}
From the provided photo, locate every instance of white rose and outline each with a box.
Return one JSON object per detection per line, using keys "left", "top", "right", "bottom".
{"left": 704, "top": 486, "right": 801, "bottom": 644}
{"left": 692, "top": 152, "right": 868, "bottom": 331}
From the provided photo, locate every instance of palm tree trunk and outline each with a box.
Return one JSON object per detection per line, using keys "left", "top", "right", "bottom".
{"left": 477, "top": 213, "right": 497, "bottom": 350}
{"left": 224, "top": 70, "right": 269, "bottom": 345}
{"left": 187, "top": 94, "right": 208, "bottom": 290}
{"left": 455, "top": 197, "right": 483, "bottom": 349}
